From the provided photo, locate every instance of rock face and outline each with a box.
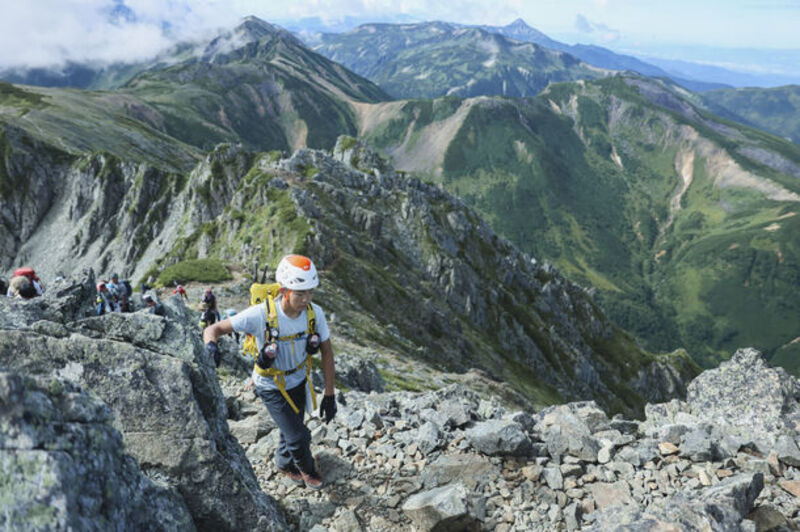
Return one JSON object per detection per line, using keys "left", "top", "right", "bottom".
{"left": 0, "top": 371, "right": 194, "bottom": 531}
{"left": 0, "top": 273, "right": 287, "bottom": 531}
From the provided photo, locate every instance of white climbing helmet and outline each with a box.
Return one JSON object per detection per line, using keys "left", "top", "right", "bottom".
{"left": 276, "top": 254, "right": 319, "bottom": 290}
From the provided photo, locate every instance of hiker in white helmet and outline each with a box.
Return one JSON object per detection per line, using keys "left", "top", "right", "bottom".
{"left": 203, "top": 254, "right": 336, "bottom": 490}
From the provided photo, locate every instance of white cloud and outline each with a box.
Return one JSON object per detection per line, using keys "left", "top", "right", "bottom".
{"left": 574, "top": 13, "right": 620, "bottom": 43}
{"left": 0, "top": 0, "right": 239, "bottom": 69}
{"left": 0, "top": 0, "right": 531, "bottom": 69}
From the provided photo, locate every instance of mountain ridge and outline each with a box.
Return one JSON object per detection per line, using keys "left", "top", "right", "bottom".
{"left": 2, "top": 281, "right": 798, "bottom": 529}
{"left": 474, "top": 18, "right": 729, "bottom": 92}
{"left": 310, "top": 21, "right": 615, "bottom": 99}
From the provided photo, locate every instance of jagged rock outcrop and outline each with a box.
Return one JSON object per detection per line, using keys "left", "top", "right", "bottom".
{"left": 642, "top": 348, "right": 800, "bottom": 455}
{"left": 0, "top": 129, "right": 189, "bottom": 278}
{"left": 0, "top": 371, "right": 194, "bottom": 530}
{"left": 263, "top": 139, "right": 697, "bottom": 415}
{"left": 0, "top": 273, "right": 287, "bottom": 530}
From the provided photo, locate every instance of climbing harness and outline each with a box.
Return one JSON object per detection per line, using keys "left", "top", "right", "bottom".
{"left": 243, "top": 279, "right": 318, "bottom": 415}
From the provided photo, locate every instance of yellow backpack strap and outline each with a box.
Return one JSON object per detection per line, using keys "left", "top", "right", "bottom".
{"left": 243, "top": 334, "right": 257, "bottom": 358}
{"left": 305, "top": 302, "right": 318, "bottom": 410}
{"left": 272, "top": 373, "right": 301, "bottom": 414}
{"left": 306, "top": 358, "right": 317, "bottom": 410}
{"left": 266, "top": 294, "right": 279, "bottom": 334}
{"left": 306, "top": 303, "right": 316, "bottom": 335}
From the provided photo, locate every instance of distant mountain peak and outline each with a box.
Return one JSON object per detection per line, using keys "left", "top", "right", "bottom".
{"left": 506, "top": 18, "right": 531, "bottom": 29}
{"left": 231, "top": 16, "right": 290, "bottom": 42}
{"left": 497, "top": 18, "right": 553, "bottom": 43}
{"left": 199, "top": 16, "right": 302, "bottom": 63}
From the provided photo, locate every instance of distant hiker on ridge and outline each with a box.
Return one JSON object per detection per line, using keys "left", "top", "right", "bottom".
{"left": 198, "top": 288, "right": 220, "bottom": 331}
{"left": 8, "top": 275, "right": 37, "bottom": 299}
{"left": 108, "top": 273, "right": 133, "bottom": 312}
{"left": 7, "top": 267, "right": 43, "bottom": 297}
{"left": 141, "top": 294, "right": 165, "bottom": 316}
{"left": 203, "top": 254, "right": 337, "bottom": 490}
{"left": 96, "top": 282, "right": 115, "bottom": 315}
{"left": 173, "top": 285, "right": 187, "bottom": 300}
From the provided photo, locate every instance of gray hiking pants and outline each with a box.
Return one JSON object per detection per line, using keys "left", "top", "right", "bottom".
{"left": 255, "top": 380, "right": 314, "bottom": 474}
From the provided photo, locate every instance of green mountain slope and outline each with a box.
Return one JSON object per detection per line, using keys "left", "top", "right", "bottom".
{"left": 310, "top": 22, "right": 613, "bottom": 99}
{"left": 0, "top": 81, "right": 200, "bottom": 172}
{"left": 357, "top": 75, "right": 800, "bottom": 373}
{"left": 699, "top": 85, "right": 800, "bottom": 144}
{"left": 116, "top": 17, "right": 388, "bottom": 152}
{"left": 0, "top": 17, "right": 390, "bottom": 172}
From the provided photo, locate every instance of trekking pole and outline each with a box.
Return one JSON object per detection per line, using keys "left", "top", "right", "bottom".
{"left": 260, "top": 265, "right": 269, "bottom": 284}
{"left": 252, "top": 260, "right": 259, "bottom": 284}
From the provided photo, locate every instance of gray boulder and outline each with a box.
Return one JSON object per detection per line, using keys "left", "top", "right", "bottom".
{"left": 228, "top": 413, "right": 276, "bottom": 445}
{"left": 775, "top": 434, "right": 800, "bottom": 467}
{"left": 415, "top": 421, "right": 442, "bottom": 455}
{"left": 536, "top": 403, "right": 603, "bottom": 462}
{"left": 420, "top": 454, "right": 500, "bottom": 490}
{"left": 334, "top": 356, "right": 385, "bottom": 393}
{"left": 465, "top": 419, "right": 532, "bottom": 456}
{"left": 435, "top": 398, "right": 472, "bottom": 429}
{"left": 684, "top": 348, "right": 800, "bottom": 452}
{"left": 587, "top": 473, "right": 764, "bottom": 531}
{"left": 0, "top": 372, "right": 194, "bottom": 531}
{"left": 401, "top": 482, "right": 485, "bottom": 532}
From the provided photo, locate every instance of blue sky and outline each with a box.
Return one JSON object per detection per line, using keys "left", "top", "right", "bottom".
{"left": 1, "top": 0, "right": 798, "bottom": 74}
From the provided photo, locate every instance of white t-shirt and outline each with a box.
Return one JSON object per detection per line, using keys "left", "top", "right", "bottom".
{"left": 230, "top": 297, "right": 329, "bottom": 392}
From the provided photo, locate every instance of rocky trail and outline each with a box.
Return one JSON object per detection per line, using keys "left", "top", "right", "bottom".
{"left": 222, "top": 348, "right": 800, "bottom": 531}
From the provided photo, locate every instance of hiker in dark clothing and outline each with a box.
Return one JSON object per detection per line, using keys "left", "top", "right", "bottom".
{"left": 110, "top": 273, "right": 134, "bottom": 312}
{"left": 202, "top": 288, "right": 221, "bottom": 323}
{"left": 9, "top": 276, "right": 37, "bottom": 299}
{"left": 142, "top": 294, "right": 165, "bottom": 316}
{"left": 199, "top": 306, "right": 218, "bottom": 329}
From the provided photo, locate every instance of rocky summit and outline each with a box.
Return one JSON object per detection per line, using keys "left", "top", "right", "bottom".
{"left": 2, "top": 276, "right": 800, "bottom": 530}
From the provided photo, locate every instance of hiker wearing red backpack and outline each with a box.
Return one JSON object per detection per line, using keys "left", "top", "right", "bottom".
{"left": 7, "top": 267, "right": 43, "bottom": 297}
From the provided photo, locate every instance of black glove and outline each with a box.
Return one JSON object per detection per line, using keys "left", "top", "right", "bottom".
{"left": 205, "top": 341, "right": 221, "bottom": 367}
{"left": 320, "top": 394, "right": 337, "bottom": 424}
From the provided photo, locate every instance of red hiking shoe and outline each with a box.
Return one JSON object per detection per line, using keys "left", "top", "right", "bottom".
{"left": 301, "top": 471, "right": 324, "bottom": 491}
{"left": 276, "top": 463, "right": 305, "bottom": 486}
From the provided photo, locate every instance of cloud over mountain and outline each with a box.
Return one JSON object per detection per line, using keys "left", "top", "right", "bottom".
{"left": 574, "top": 13, "right": 621, "bottom": 43}
{"left": 0, "top": 0, "right": 239, "bottom": 69}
